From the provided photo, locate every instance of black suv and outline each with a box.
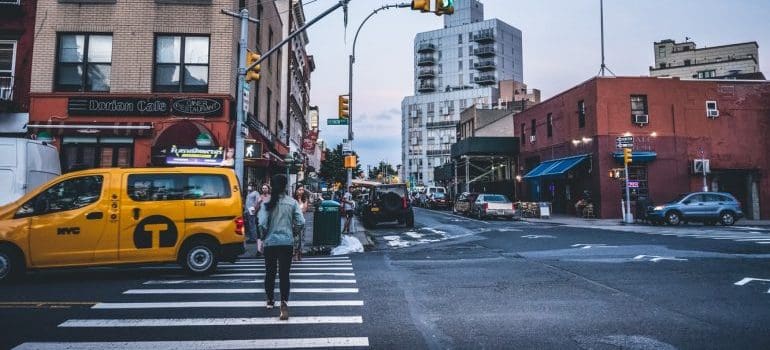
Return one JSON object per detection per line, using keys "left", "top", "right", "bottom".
{"left": 360, "top": 184, "right": 414, "bottom": 229}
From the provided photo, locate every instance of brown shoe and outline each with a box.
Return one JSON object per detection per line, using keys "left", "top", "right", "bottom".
{"left": 279, "top": 301, "right": 289, "bottom": 320}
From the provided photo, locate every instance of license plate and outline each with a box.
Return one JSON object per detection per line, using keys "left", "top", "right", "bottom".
{"left": 370, "top": 207, "right": 380, "bottom": 212}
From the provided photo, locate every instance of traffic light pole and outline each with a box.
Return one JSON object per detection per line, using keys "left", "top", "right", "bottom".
{"left": 347, "top": 2, "right": 410, "bottom": 188}
{"left": 624, "top": 160, "right": 633, "bottom": 224}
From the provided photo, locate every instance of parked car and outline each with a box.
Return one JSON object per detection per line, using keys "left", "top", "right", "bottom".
{"left": 471, "top": 193, "right": 518, "bottom": 220}
{"left": 360, "top": 183, "right": 414, "bottom": 228}
{"left": 427, "top": 191, "right": 451, "bottom": 210}
{"left": 647, "top": 192, "right": 743, "bottom": 226}
{"left": 452, "top": 192, "right": 479, "bottom": 215}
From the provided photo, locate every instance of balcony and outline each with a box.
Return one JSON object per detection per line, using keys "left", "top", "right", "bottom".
{"left": 426, "top": 120, "right": 457, "bottom": 129}
{"left": 417, "top": 55, "right": 436, "bottom": 66}
{"left": 473, "top": 60, "right": 496, "bottom": 71}
{"left": 418, "top": 68, "right": 436, "bottom": 79}
{"left": 418, "top": 81, "right": 436, "bottom": 92}
{"left": 0, "top": 75, "right": 13, "bottom": 101}
{"left": 473, "top": 45, "right": 495, "bottom": 57}
{"left": 474, "top": 74, "right": 496, "bottom": 85}
{"left": 472, "top": 30, "right": 495, "bottom": 43}
{"left": 417, "top": 43, "right": 436, "bottom": 53}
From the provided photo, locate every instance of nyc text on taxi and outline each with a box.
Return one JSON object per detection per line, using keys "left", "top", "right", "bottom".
{"left": 0, "top": 167, "right": 245, "bottom": 282}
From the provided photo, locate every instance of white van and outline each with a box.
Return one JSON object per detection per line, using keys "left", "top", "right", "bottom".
{"left": 0, "top": 138, "right": 61, "bottom": 206}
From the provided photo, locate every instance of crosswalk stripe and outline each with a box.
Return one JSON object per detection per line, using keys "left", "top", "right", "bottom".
{"left": 238, "top": 257, "right": 350, "bottom": 262}
{"left": 233, "top": 259, "right": 351, "bottom": 264}
{"left": 125, "top": 288, "right": 357, "bottom": 294}
{"left": 210, "top": 272, "right": 356, "bottom": 277}
{"left": 142, "top": 279, "right": 357, "bottom": 285}
{"left": 59, "top": 316, "right": 364, "bottom": 328}
{"left": 227, "top": 263, "right": 353, "bottom": 267}
{"left": 92, "top": 300, "right": 364, "bottom": 309}
{"left": 139, "top": 267, "right": 354, "bottom": 271}
{"left": 13, "top": 337, "right": 370, "bottom": 350}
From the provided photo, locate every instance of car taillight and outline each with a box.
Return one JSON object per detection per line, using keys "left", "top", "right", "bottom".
{"left": 234, "top": 216, "right": 244, "bottom": 235}
{"left": 482, "top": 203, "right": 488, "bottom": 212}
{"left": 402, "top": 197, "right": 408, "bottom": 209}
{"left": 512, "top": 203, "right": 515, "bottom": 211}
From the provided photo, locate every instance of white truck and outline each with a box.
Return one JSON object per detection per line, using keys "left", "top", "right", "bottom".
{"left": 0, "top": 138, "right": 61, "bottom": 206}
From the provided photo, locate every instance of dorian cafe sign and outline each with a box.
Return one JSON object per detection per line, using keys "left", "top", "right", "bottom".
{"left": 68, "top": 97, "right": 223, "bottom": 117}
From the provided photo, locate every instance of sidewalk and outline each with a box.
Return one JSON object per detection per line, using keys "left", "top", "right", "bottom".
{"left": 242, "top": 211, "right": 374, "bottom": 258}
{"left": 524, "top": 214, "right": 770, "bottom": 227}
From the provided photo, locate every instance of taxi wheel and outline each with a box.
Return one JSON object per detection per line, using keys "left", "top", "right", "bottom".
{"left": 0, "top": 245, "right": 25, "bottom": 284}
{"left": 180, "top": 239, "right": 219, "bottom": 275}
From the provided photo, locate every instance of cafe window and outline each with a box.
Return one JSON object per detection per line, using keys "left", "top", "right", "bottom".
{"left": 154, "top": 35, "right": 209, "bottom": 92}
{"left": 61, "top": 137, "right": 133, "bottom": 172}
{"left": 16, "top": 176, "right": 103, "bottom": 218}
{"left": 56, "top": 34, "right": 112, "bottom": 92}
{"left": 624, "top": 165, "right": 649, "bottom": 201}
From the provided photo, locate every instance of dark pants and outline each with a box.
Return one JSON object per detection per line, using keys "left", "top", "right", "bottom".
{"left": 264, "top": 245, "right": 293, "bottom": 302}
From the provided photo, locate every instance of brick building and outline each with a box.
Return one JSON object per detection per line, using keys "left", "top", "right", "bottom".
{"left": 518, "top": 76, "right": 770, "bottom": 220}
{"left": 27, "top": 0, "right": 288, "bottom": 180}
{"left": 0, "top": 0, "right": 36, "bottom": 131}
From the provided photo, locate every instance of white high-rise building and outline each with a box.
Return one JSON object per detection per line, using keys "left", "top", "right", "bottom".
{"left": 401, "top": 0, "right": 522, "bottom": 186}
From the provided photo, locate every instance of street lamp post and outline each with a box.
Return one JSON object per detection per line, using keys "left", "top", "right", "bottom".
{"left": 284, "top": 154, "right": 295, "bottom": 195}
{"left": 347, "top": 2, "right": 411, "bottom": 188}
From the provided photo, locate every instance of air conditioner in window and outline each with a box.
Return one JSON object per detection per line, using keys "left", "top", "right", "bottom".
{"left": 707, "top": 109, "right": 720, "bottom": 118}
{"left": 529, "top": 135, "right": 536, "bottom": 143}
{"left": 633, "top": 114, "right": 649, "bottom": 125}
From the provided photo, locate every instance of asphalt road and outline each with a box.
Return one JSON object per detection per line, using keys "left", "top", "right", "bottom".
{"left": 2, "top": 208, "right": 770, "bottom": 349}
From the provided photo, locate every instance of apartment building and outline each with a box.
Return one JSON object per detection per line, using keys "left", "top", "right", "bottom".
{"left": 649, "top": 39, "right": 763, "bottom": 80}
{"left": 0, "top": 0, "right": 36, "bottom": 134}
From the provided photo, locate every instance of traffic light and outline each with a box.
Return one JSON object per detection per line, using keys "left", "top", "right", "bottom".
{"left": 344, "top": 155, "right": 357, "bottom": 169}
{"left": 411, "top": 0, "right": 430, "bottom": 12}
{"left": 434, "top": 0, "right": 454, "bottom": 15}
{"left": 623, "top": 148, "right": 633, "bottom": 165}
{"left": 338, "top": 95, "right": 350, "bottom": 119}
{"left": 245, "top": 50, "right": 261, "bottom": 82}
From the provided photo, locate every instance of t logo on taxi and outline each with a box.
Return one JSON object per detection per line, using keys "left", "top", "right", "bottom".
{"left": 133, "top": 215, "right": 178, "bottom": 249}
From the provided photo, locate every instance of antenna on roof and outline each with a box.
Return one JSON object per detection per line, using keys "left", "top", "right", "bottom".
{"left": 597, "top": 0, "right": 616, "bottom": 77}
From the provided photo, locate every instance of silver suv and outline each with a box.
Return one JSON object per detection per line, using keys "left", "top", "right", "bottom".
{"left": 647, "top": 192, "right": 744, "bottom": 226}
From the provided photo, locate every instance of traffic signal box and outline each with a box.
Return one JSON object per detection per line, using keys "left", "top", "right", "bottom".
{"left": 411, "top": 0, "right": 454, "bottom": 15}
{"left": 623, "top": 148, "right": 633, "bottom": 165}
{"left": 338, "top": 95, "right": 350, "bottom": 119}
{"left": 245, "top": 50, "right": 261, "bottom": 82}
{"left": 344, "top": 155, "right": 357, "bottom": 169}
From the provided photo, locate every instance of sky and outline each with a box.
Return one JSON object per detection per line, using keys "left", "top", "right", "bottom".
{"left": 303, "top": 0, "right": 770, "bottom": 171}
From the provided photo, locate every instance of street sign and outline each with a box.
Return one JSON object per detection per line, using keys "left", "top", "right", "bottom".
{"left": 628, "top": 181, "right": 639, "bottom": 188}
{"left": 327, "top": 118, "right": 349, "bottom": 125}
{"left": 615, "top": 136, "right": 633, "bottom": 149}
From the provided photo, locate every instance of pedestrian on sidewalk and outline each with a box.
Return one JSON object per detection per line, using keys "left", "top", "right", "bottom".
{"left": 257, "top": 174, "right": 305, "bottom": 321}
{"left": 293, "top": 184, "right": 310, "bottom": 261}
{"left": 244, "top": 183, "right": 259, "bottom": 244}
{"left": 342, "top": 186, "right": 355, "bottom": 233}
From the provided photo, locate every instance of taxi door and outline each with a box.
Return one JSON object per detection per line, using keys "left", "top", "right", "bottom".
{"left": 118, "top": 173, "right": 185, "bottom": 263}
{"left": 28, "top": 174, "right": 113, "bottom": 267}
{"left": 183, "top": 173, "right": 238, "bottom": 240}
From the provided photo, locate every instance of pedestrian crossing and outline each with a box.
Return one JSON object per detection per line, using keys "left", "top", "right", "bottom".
{"left": 13, "top": 256, "right": 369, "bottom": 350}
{"left": 579, "top": 224, "right": 770, "bottom": 245}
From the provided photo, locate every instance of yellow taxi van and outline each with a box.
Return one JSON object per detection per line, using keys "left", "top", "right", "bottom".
{"left": 0, "top": 167, "right": 245, "bottom": 283}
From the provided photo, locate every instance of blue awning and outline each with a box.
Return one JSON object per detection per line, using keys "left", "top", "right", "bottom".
{"left": 612, "top": 151, "right": 657, "bottom": 164}
{"left": 523, "top": 154, "right": 589, "bottom": 180}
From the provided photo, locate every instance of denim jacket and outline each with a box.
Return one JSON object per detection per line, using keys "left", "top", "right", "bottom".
{"left": 258, "top": 195, "right": 305, "bottom": 247}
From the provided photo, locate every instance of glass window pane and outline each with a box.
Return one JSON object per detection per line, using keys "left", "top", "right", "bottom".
{"left": 88, "top": 35, "right": 112, "bottom": 63}
{"left": 127, "top": 174, "right": 185, "bottom": 202}
{"left": 99, "top": 148, "right": 114, "bottom": 167}
{"left": 186, "top": 175, "right": 230, "bottom": 199}
{"left": 184, "top": 65, "right": 208, "bottom": 86}
{"left": 59, "top": 35, "right": 85, "bottom": 63}
{"left": 116, "top": 147, "right": 131, "bottom": 167}
{"left": 155, "top": 65, "right": 180, "bottom": 85}
{"left": 184, "top": 37, "right": 209, "bottom": 64}
{"left": 57, "top": 65, "right": 83, "bottom": 86}
{"left": 0, "top": 43, "right": 14, "bottom": 71}
{"left": 87, "top": 64, "right": 111, "bottom": 91}
{"left": 156, "top": 36, "right": 181, "bottom": 63}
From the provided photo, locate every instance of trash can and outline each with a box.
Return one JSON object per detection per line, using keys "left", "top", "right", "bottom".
{"left": 313, "top": 200, "right": 341, "bottom": 246}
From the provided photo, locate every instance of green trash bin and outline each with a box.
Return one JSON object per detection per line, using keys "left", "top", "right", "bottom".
{"left": 313, "top": 200, "right": 341, "bottom": 246}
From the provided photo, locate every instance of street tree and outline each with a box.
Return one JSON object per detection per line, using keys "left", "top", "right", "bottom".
{"left": 319, "top": 143, "right": 363, "bottom": 186}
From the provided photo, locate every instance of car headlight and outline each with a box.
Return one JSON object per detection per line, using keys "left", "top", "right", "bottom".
{"left": 653, "top": 206, "right": 665, "bottom": 211}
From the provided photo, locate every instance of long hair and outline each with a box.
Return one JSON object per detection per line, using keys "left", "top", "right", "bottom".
{"left": 265, "top": 174, "right": 287, "bottom": 212}
{"left": 294, "top": 184, "right": 307, "bottom": 202}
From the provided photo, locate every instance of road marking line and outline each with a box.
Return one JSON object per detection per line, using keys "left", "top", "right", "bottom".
{"left": 59, "top": 316, "right": 364, "bottom": 328}
{"left": 216, "top": 267, "right": 354, "bottom": 271}
{"left": 13, "top": 337, "right": 370, "bottom": 350}
{"left": 233, "top": 259, "right": 350, "bottom": 264}
{"left": 143, "top": 279, "right": 357, "bottom": 285}
{"left": 210, "top": 272, "right": 356, "bottom": 277}
{"left": 734, "top": 238, "right": 770, "bottom": 242}
{"left": 92, "top": 300, "right": 364, "bottom": 309}
{"left": 226, "top": 263, "right": 353, "bottom": 267}
{"left": 415, "top": 207, "right": 489, "bottom": 224}
{"left": 0, "top": 301, "right": 96, "bottom": 309}
{"left": 125, "top": 288, "right": 358, "bottom": 294}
